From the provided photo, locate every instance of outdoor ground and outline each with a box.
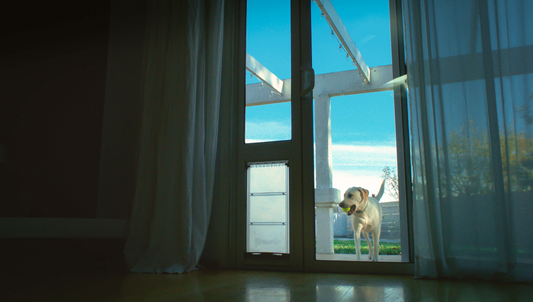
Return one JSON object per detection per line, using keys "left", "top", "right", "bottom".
{"left": 333, "top": 239, "right": 401, "bottom": 255}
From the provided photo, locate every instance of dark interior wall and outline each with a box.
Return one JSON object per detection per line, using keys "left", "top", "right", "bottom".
{"left": 96, "top": 0, "right": 147, "bottom": 219}
{"left": 1, "top": 238, "right": 127, "bottom": 271}
{"left": 0, "top": 0, "right": 229, "bottom": 271}
{"left": 1, "top": 1, "right": 111, "bottom": 217}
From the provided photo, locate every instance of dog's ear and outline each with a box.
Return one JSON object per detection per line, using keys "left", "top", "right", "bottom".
{"left": 359, "top": 188, "right": 369, "bottom": 201}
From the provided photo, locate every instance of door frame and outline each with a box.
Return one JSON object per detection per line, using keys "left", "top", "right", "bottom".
{"left": 232, "top": 0, "right": 311, "bottom": 271}
{"left": 230, "top": 0, "right": 414, "bottom": 274}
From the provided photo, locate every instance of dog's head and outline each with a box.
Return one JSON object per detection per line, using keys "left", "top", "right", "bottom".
{"left": 338, "top": 187, "right": 369, "bottom": 215}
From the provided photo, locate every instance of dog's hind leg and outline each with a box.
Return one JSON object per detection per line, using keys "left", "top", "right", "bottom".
{"left": 362, "top": 231, "right": 372, "bottom": 260}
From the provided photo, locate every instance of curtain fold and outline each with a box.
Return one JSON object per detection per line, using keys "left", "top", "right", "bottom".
{"left": 404, "top": 0, "right": 533, "bottom": 282}
{"left": 124, "top": 0, "right": 225, "bottom": 273}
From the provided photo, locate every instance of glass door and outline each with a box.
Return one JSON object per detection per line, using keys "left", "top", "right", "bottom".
{"left": 236, "top": 0, "right": 412, "bottom": 274}
{"left": 302, "top": 0, "right": 413, "bottom": 273}
{"left": 236, "top": 0, "right": 313, "bottom": 270}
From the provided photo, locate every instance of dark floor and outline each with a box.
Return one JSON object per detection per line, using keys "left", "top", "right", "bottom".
{"left": 1, "top": 267, "right": 532, "bottom": 301}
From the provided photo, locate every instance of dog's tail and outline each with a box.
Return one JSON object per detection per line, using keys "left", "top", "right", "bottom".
{"left": 375, "top": 179, "right": 386, "bottom": 202}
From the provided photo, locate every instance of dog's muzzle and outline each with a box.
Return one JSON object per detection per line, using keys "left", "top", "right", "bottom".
{"left": 339, "top": 204, "right": 356, "bottom": 216}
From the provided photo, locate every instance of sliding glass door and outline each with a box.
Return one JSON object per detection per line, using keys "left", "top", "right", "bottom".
{"left": 299, "top": 0, "right": 413, "bottom": 274}
{"left": 236, "top": 0, "right": 413, "bottom": 274}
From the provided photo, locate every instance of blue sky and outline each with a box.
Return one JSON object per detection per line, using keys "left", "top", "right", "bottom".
{"left": 245, "top": 0, "right": 398, "bottom": 200}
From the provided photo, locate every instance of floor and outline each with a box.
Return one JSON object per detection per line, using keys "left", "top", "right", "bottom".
{"left": 2, "top": 268, "right": 532, "bottom": 301}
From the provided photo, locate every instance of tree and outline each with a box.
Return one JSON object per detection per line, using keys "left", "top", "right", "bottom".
{"left": 440, "top": 120, "right": 532, "bottom": 196}
{"left": 382, "top": 166, "right": 399, "bottom": 200}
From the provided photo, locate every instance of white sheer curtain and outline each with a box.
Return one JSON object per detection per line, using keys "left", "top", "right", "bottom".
{"left": 124, "top": 0, "right": 225, "bottom": 273}
{"left": 403, "top": 0, "right": 533, "bottom": 282}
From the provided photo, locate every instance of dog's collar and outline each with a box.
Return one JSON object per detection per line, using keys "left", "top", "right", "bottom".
{"left": 355, "top": 201, "right": 368, "bottom": 213}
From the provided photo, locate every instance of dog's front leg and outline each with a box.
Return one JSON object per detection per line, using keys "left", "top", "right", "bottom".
{"left": 362, "top": 231, "right": 372, "bottom": 261}
{"left": 372, "top": 227, "right": 381, "bottom": 262}
{"left": 353, "top": 224, "right": 363, "bottom": 261}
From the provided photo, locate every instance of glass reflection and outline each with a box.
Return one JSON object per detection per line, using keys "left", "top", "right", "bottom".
{"left": 245, "top": 287, "right": 291, "bottom": 302}
{"left": 315, "top": 284, "right": 406, "bottom": 301}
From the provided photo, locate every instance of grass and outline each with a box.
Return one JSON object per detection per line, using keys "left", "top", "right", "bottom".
{"left": 333, "top": 240, "right": 401, "bottom": 255}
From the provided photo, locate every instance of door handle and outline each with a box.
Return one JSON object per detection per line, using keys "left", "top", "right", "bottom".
{"left": 301, "top": 66, "right": 315, "bottom": 97}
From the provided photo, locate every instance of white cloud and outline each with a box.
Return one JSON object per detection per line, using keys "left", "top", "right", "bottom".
{"left": 332, "top": 169, "right": 397, "bottom": 203}
{"left": 358, "top": 34, "right": 376, "bottom": 45}
{"left": 242, "top": 133, "right": 399, "bottom": 202}
{"left": 245, "top": 121, "right": 291, "bottom": 143}
{"left": 331, "top": 144, "right": 397, "bottom": 168}
{"left": 330, "top": 144, "right": 398, "bottom": 202}
{"left": 332, "top": 144, "right": 396, "bottom": 153}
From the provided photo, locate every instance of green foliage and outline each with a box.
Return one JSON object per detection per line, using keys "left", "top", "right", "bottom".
{"left": 501, "top": 131, "right": 533, "bottom": 191}
{"left": 445, "top": 122, "right": 493, "bottom": 196}
{"left": 438, "top": 120, "right": 533, "bottom": 196}
{"left": 333, "top": 240, "right": 401, "bottom": 255}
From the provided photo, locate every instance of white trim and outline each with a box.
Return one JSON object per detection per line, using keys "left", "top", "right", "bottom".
{"left": 246, "top": 53, "right": 285, "bottom": 95}
{"left": 315, "top": 0, "right": 371, "bottom": 83}
{"left": 245, "top": 65, "right": 393, "bottom": 106}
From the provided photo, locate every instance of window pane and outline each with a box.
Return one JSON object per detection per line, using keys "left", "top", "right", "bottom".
{"left": 245, "top": 0, "right": 291, "bottom": 143}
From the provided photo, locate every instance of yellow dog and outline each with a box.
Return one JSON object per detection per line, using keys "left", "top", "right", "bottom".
{"left": 338, "top": 180, "right": 385, "bottom": 261}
